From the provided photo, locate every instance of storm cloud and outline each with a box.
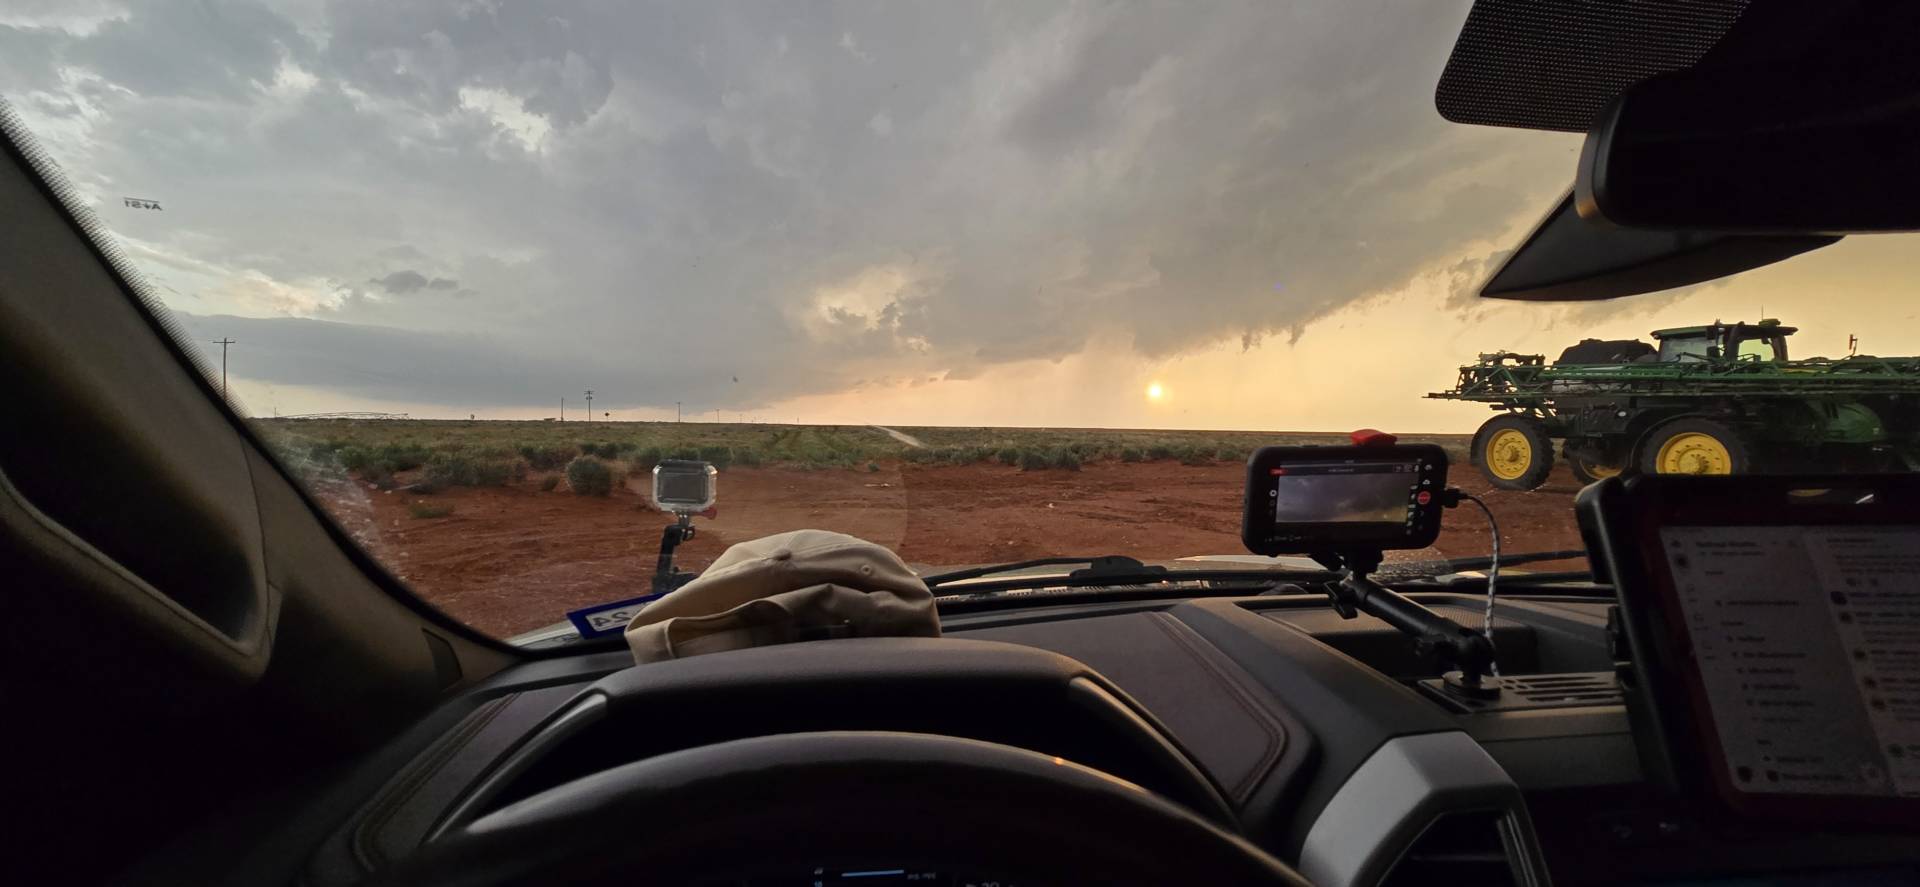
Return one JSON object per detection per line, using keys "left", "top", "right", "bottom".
{"left": 3, "top": 0, "right": 1580, "bottom": 413}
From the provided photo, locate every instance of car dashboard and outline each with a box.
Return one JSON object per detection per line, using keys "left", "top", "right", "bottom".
{"left": 285, "top": 588, "right": 1920, "bottom": 887}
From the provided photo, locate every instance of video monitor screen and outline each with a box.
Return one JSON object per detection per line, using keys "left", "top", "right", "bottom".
{"left": 1271, "top": 461, "right": 1422, "bottom": 524}
{"left": 1241, "top": 444, "right": 1445, "bottom": 555}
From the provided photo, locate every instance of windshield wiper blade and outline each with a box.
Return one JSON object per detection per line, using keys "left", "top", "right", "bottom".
{"left": 920, "top": 555, "right": 1167, "bottom": 588}
{"left": 1440, "top": 548, "right": 1587, "bottom": 573}
{"left": 930, "top": 565, "right": 1339, "bottom": 598}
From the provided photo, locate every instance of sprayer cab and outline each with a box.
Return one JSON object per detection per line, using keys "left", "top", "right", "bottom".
{"left": 1649, "top": 319, "right": 1796, "bottom": 363}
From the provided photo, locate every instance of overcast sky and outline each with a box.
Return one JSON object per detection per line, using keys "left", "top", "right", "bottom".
{"left": 6, "top": 1, "right": 1918, "bottom": 429}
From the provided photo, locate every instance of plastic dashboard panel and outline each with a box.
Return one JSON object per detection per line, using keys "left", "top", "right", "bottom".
{"left": 303, "top": 595, "right": 1617, "bottom": 886}
{"left": 218, "top": 587, "right": 1920, "bottom": 887}
{"left": 310, "top": 637, "right": 1245, "bottom": 885}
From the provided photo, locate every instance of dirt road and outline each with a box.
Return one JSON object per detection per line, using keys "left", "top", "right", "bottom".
{"left": 869, "top": 425, "right": 926, "bottom": 448}
{"left": 322, "top": 461, "right": 1591, "bottom": 638}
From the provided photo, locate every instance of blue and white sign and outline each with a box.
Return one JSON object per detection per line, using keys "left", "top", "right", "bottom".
{"left": 565, "top": 592, "right": 666, "bottom": 639}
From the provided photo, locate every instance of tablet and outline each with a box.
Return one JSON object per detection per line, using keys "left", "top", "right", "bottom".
{"left": 1578, "top": 474, "right": 1920, "bottom": 827}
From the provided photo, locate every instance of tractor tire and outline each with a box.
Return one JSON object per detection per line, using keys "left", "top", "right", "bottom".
{"left": 1474, "top": 415, "right": 1555, "bottom": 491}
{"left": 1636, "top": 417, "right": 1752, "bottom": 476}
{"left": 1564, "top": 443, "right": 1628, "bottom": 485}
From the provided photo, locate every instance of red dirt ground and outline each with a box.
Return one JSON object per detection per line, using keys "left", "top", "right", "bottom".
{"left": 325, "top": 461, "right": 1591, "bottom": 638}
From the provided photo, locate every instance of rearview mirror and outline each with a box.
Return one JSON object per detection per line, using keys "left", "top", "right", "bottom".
{"left": 1480, "top": 190, "right": 1837, "bottom": 302}
{"left": 1576, "top": 64, "right": 1920, "bottom": 234}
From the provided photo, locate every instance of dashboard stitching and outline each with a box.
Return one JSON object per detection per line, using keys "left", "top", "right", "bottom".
{"left": 350, "top": 692, "right": 516, "bottom": 871}
{"left": 1148, "top": 612, "right": 1287, "bottom": 804}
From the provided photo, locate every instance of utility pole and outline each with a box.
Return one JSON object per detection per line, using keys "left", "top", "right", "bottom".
{"left": 676, "top": 401, "right": 682, "bottom": 423}
{"left": 584, "top": 390, "right": 594, "bottom": 425}
{"left": 212, "top": 338, "right": 235, "bottom": 399}
{"left": 560, "top": 397, "right": 565, "bottom": 422}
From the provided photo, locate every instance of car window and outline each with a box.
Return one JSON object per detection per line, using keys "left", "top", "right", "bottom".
{"left": 8, "top": 1, "right": 1919, "bottom": 643}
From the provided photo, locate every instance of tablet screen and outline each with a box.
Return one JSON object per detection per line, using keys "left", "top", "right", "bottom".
{"left": 1658, "top": 526, "right": 1920, "bottom": 799}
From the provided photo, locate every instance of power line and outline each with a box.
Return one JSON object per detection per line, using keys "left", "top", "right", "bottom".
{"left": 212, "top": 338, "right": 235, "bottom": 399}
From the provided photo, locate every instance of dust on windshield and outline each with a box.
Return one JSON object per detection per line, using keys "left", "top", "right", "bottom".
{"left": 9, "top": 1, "right": 1919, "bottom": 641}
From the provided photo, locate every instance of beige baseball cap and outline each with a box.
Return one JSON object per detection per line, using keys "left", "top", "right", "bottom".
{"left": 624, "top": 529, "right": 940, "bottom": 664}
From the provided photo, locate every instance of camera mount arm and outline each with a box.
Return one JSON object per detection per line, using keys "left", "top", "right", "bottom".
{"left": 1314, "top": 549, "right": 1501, "bottom": 699}
{"left": 653, "top": 512, "right": 697, "bottom": 595}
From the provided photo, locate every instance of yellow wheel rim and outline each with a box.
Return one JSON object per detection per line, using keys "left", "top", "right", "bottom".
{"left": 1581, "top": 459, "right": 1623, "bottom": 479}
{"left": 1655, "top": 431, "right": 1734, "bottom": 475}
{"left": 1486, "top": 428, "right": 1534, "bottom": 480}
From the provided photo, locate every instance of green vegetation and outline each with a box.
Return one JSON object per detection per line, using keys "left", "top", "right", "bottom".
{"left": 519, "top": 444, "right": 576, "bottom": 470}
{"left": 422, "top": 452, "right": 523, "bottom": 490}
{"left": 407, "top": 502, "right": 455, "bottom": 519}
{"left": 252, "top": 419, "right": 1472, "bottom": 484}
{"left": 697, "top": 445, "right": 734, "bottom": 469}
{"left": 565, "top": 456, "right": 616, "bottom": 496}
{"left": 538, "top": 474, "right": 560, "bottom": 492}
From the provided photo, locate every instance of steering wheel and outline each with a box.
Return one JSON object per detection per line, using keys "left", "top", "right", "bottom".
{"left": 373, "top": 731, "right": 1309, "bottom": 886}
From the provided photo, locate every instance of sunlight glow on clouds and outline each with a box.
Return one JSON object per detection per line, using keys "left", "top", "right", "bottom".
{"left": 6, "top": 1, "right": 1918, "bottom": 428}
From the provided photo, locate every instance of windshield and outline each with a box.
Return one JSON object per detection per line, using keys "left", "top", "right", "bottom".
{"left": 1737, "top": 335, "right": 1778, "bottom": 361}
{"left": 9, "top": 1, "right": 1920, "bottom": 642}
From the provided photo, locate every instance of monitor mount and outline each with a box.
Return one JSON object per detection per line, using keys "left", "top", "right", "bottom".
{"left": 1312, "top": 548, "right": 1502, "bottom": 699}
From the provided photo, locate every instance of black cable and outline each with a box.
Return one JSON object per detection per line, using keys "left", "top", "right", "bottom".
{"left": 1453, "top": 490, "right": 1502, "bottom": 676}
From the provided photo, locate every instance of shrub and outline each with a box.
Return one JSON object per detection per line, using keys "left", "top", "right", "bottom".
{"left": 305, "top": 439, "right": 349, "bottom": 461}
{"left": 566, "top": 456, "right": 615, "bottom": 496}
{"left": 698, "top": 445, "right": 734, "bottom": 470}
{"left": 539, "top": 474, "right": 560, "bottom": 492}
{"left": 1179, "top": 446, "right": 1214, "bottom": 466}
{"left": 335, "top": 446, "right": 376, "bottom": 472}
{"left": 1119, "top": 447, "right": 1144, "bottom": 463}
{"left": 733, "top": 447, "right": 763, "bottom": 467}
{"left": 361, "top": 463, "right": 395, "bottom": 489}
{"left": 1018, "top": 449, "right": 1052, "bottom": 471}
{"left": 1053, "top": 449, "right": 1082, "bottom": 471}
{"left": 518, "top": 444, "right": 575, "bottom": 471}
{"left": 632, "top": 446, "right": 665, "bottom": 468}
{"left": 375, "top": 443, "right": 429, "bottom": 470}
{"left": 408, "top": 502, "right": 454, "bottom": 519}
{"left": 867, "top": 461, "right": 881, "bottom": 472}
{"left": 1215, "top": 447, "right": 1243, "bottom": 463}
{"left": 1146, "top": 444, "right": 1176, "bottom": 461}
{"left": 424, "top": 452, "right": 522, "bottom": 489}
{"left": 996, "top": 447, "right": 1021, "bottom": 465}
{"left": 580, "top": 441, "right": 624, "bottom": 459}
{"left": 668, "top": 446, "right": 701, "bottom": 461}
{"left": 339, "top": 442, "right": 431, "bottom": 475}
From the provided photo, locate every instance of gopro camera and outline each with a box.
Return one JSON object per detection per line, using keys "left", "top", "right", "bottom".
{"left": 652, "top": 459, "right": 717, "bottom": 514}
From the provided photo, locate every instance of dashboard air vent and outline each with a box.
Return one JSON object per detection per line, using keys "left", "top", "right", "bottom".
{"left": 1381, "top": 809, "right": 1521, "bottom": 887}
{"left": 1418, "top": 671, "right": 1621, "bottom": 713}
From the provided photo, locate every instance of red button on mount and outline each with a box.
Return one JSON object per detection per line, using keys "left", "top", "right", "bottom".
{"left": 1416, "top": 490, "right": 1432, "bottom": 505}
